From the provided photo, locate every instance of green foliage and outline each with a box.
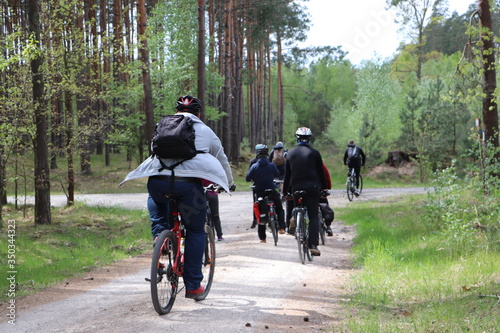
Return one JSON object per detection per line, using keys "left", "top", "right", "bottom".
{"left": 148, "top": 0, "right": 199, "bottom": 116}
{"left": 325, "top": 60, "right": 402, "bottom": 165}
{"left": 339, "top": 192, "right": 500, "bottom": 331}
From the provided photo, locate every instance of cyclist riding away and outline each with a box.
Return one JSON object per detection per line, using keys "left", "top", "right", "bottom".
{"left": 343, "top": 140, "right": 365, "bottom": 196}
{"left": 269, "top": 141, "right": 286, "bottom": 180}
{"left": 282, "top": 127, "right": 328, "bottom": 256}
{"left": 246, "top": 144, "right": 286, "bottom": 242}
{"left": 120, "top": 95, "right": 235, "bottom": 299}
{"left": 249, "top": 144, "right": 265, "bottom": 229}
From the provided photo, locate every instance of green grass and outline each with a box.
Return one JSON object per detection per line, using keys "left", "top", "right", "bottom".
{"left": 336, "top": 197, "right": 500, "bottom": 332}
{"left": 0, "top": 203, "right": 150, "bottom": 302}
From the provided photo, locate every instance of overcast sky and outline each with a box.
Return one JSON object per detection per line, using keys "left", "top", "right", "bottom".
{"left": 298, "top": 0, "right": 475, "bottom": 65}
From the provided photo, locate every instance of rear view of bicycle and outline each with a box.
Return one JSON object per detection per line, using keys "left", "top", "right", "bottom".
{"left": 254, "top": 188, "right": 280, "bottom": 245}
{"left": 292, "top": 190, "right": 312, "bottom": 264}
{"left": 346, "top": 168, "right": 363, "bottom": 201}
{"left": 149, "top": 193, "right": 215, "bottom": 315}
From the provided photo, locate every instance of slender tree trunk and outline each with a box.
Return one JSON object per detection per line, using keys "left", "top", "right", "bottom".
{"left": 478, "top": 0, "right": 499, "bottom": 153}
{"left": 276, "top": 29, "right": 284, "bottom": 141}
{"left": 65, "top": 90, "right": 75, "bottom": 206}
{"left": 197, "top": 0, "right": 206, "bottom": 120}
{"left": 100, "top": 0, "right": 111, "bottom": 166}
{"left": 138, "top": 0, "right": 155, "bottom": 153}
{"left": 266, "top": 40, "right": 274, "bottom": 143}
{"left": 29, "top": 0, "right": 51, "bottom": 224}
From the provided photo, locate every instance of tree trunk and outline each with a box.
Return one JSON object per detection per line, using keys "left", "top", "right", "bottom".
{"left": 29, "top": 0, "right": 51, "bottom": 225}
{"left": 478, "top": 0, "right": 499, "bottom": 153}
{"left": 276, "top": 29, "right": 284, "bottom": 141}
{"left": 65, "top": 90, "right": 75, "bottom": 206}
{"left": 100, "top": 0, "right": 111, "bottom": 166}
{"left": 138, "top": 0, "right": 155, "bottom": 153}
{"left": 197, "top": 0, "right": 206, "bottom": 121}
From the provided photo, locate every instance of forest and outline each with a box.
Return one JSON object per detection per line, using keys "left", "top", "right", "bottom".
{"left": 0, "top": 0, "right": 499, "bottom": 225}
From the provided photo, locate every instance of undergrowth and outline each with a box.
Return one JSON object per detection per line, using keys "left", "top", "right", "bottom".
{"left": 336, "top": 159, "right": 500, "bottom": 332}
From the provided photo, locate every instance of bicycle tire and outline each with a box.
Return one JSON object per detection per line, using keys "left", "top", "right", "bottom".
{"left": 150, "top": 230, "right": 178, "bottom": 315}
{"left": 303, "top": 218, "right": 312, "bottom": 262}
{"left": 318, "top": 208, "right": 326, "bottom": 245}
{"left": 269, "top": 206, "right": 278, "bottom": 246}
{"left": 295, "top": 210, "right": 305, "bottom": 264}
{"left": 196, "top": 224, "right": 216, "bottom": 301}
{"left": 358, "top": 174, "right": 363, "bottom": 194}
{"left": 346, "top": 177, "right": 354, "bottom": 201}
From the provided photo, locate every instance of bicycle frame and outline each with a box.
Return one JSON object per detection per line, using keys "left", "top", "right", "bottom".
{"left": 164, "top": 195, "right": 185, "bottom": 277}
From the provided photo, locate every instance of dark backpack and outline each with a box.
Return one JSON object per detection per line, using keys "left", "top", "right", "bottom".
{"left": 152, "top": 114, "right": 198, "bottom": 159}
{"left": 347, "top": 146, "right": 359, "bottom": 160}
{"left": 151, "top": 114, "right": 203, "bottom": 173}
{"left": 319, "top": 203, "right": 334, "bottom": 224}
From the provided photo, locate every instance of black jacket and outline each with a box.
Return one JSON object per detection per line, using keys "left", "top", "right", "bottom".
{"left": 343, "top": 144, "right": 366, "bottom": 166}
{"left": 282, "top": 143, "right": 327, "bottom": 194}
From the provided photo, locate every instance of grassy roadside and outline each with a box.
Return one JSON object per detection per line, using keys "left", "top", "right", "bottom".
{"left": 336, "top": 195, "right": 500, "bottom": 332}
{"left": 0, "top": 203, "right": 150, "bottom": 303}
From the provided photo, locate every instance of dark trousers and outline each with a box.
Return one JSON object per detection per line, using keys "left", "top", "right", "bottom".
{"left": 206, "top": 193, "right": 222, "bottom": 238}
{"left": 348, "top": 160, "right": 362, "bottom": 188}
{"left": 255, "top": 189, "right": 285, "bottom": 240}
{"left": 293, "top": 186, "right": 321, "bottom": 247}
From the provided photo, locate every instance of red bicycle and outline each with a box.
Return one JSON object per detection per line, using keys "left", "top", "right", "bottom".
{"left": 149, "top": 190, "right": 216, "bottom": 315}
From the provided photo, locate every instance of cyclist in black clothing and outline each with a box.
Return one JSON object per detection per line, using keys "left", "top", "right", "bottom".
{"left": 282, "top": 127, "right": 328, "bottom": 256}
{"left": 343, "top": 140, "right": 366, "bottom": 196}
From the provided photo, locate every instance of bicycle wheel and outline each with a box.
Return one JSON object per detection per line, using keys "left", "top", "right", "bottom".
{"left": 358, "top": 174, "right": 363, "bottom": 194}
{"left": 196, "top": 224, "right": 216, "bottom": 301}
{"left": 303, "top": 219, "right": 312, "bottom": 262}
{"left": 269, "top": 206, "right": 278, "bottom": 246}
{"left": 318, "top": 208, "right": 326, "bottom": 245}
{"left": 150, "top": 230, "right": 178, "bottom": 315}
{"left": 346, "top": 177, "right": 354, "bottom": 201}
{"left": 295, "top": 211, "right": 305, "bottom": 264}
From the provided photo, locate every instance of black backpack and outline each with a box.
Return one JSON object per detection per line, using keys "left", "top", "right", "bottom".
{"left": 151, "top": 114, "right": 203, "bottom": 172}
{"left": 347, "top": 146, "right": 359, "bottom": 160}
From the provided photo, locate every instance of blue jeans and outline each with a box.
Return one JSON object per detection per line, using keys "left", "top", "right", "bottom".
{"left": 147, "top": 176, "right": 207, "bottom": 291}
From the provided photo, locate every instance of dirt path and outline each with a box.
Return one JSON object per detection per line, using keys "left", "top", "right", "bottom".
{"left": 1, "top": 188, "right": 427, "bottom": 332}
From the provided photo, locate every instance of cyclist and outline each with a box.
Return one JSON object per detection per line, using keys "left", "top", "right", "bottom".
{"left": 246, "top": 144, "right": 286, "bottom": 243}
{"left": 121, "top": 95, "right": 235, "bottom": 299}
{"left": 343, "top": 140, "right": 366, "bottom": 196}
{"left": 201, "top": 179, "right": 225, "bottom": 241}
{"left": 321, "top": 163, "right": 334, "bottom": 236}
{"left": 268, "top": 141, "right": 286, "bottom": 180}
{"left": 249, "top": 144, "right": 264, "bottom": 229}
{"left": 282, "top": 127, "right": 328, "bottom": 256}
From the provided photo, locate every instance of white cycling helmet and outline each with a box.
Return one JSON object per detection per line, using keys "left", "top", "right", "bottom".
{"left": 295, "top": 127, "right": 312, "bottom": 143}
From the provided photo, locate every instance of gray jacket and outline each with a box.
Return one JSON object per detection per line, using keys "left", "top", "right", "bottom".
{"left": 120, "top": 112, "right": 234, "bottom": 192}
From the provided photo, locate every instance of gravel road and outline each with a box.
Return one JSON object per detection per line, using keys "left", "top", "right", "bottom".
{"left": 2, "top": 187, "right": 428, "bottom": 332}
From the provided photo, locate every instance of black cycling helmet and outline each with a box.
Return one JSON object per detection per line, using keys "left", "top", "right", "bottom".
{"left": 175, "top": 95, "right": 202, "bottom": 113}
{"left": 255, "top": 144, "right": 269, "bottom": 155}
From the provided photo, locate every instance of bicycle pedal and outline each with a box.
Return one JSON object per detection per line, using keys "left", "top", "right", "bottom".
{"left": 145, "top": 278, "right": 151, "bottom": 282}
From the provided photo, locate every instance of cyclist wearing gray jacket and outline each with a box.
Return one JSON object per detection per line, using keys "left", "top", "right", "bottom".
{"left": 120, "top": 95, "right": 234, "bottom": 299}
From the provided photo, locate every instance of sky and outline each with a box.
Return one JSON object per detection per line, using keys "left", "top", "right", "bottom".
{"left": 299, "top": 0, "right": 476, "bottom": 65}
